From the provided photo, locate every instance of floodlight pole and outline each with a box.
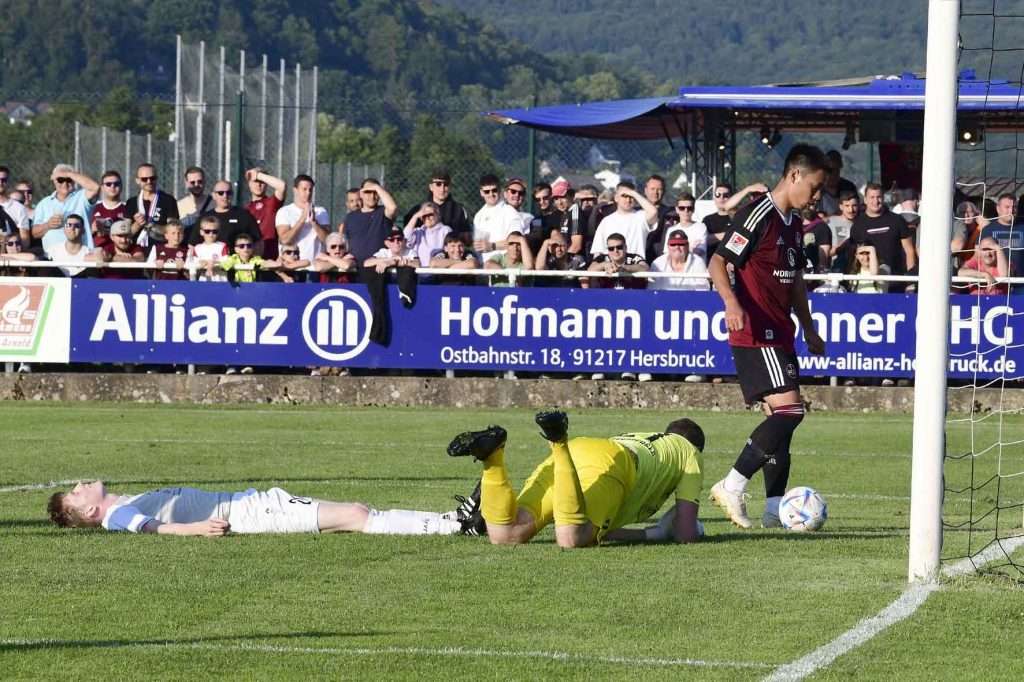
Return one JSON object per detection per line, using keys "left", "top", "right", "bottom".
{"left": 908, "top": 0, "right": 959, "bottom": 584}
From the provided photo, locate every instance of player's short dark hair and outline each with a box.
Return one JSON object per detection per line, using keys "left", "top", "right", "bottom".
{"left": 676, "top": 192, "right": 696, "bottom": 203}
{"left": 838, "top": 190, "right": 859, "bottom": 203}
{"left": 0, "top": 165, "right": 10, "bottom": 175}
{"left": 998, "top": 192, "right": 1016, "bottom": 203}
{"left": 293, "top": 174, "right": 315, "bottom": 187}
{"left": 715, "top": 181, "right": 733, "bottom": 193}
{"left": 184, "top": 165, "right": 205, "bottom": 178}
{"left": 443, "top": 233, "right": 464, "bottom": 245}
{"left": 665, "top": 418, "right": 705, "bottom": 452}
{"left": 233, "top": 233, "right": 254, "bottom": 245}
{"left": 783, "top": 144, "right": 828, "bottom": 175}
{"left": 533, "top": 182, "right": 552, "bottom": 194}
{"left": 579, "top": 184, "right": 600, "bottom": 194}
{"left": 101, "top": 169, "right": 121, "bottom": 183}
{"left": 606, "top": 232, "right": 626, "bottom": 244}
{"left": 360, "top": 177, "right": 380, "bottom": 189}
{"left": 616, "top": 180, "right": 636, "bottom": 192}
{"left": 645, "top": 174, "right": 666, "bottom": 187}
{"left": 346, "top": 187, "right": 360, "bottom": 195}
{"left": 864, "top": 182, "right": 883, "bottom": 194}
{"left": 479, "top": 173, "right": 501, "bottom": 189}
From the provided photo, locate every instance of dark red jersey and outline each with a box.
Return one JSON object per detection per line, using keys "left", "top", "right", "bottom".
{"left": 715, "top": 193, "right": 805, "bottom": 351}
{"left": 152, "top": 243, "right": 190, "bottom": 281}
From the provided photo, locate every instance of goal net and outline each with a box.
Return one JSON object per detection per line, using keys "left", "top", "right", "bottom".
{"left": 940, "top": 0, "right": 1024, "bottom": 578}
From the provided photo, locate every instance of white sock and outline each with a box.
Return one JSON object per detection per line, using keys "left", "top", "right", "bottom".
{"left": 724, "top": 468, "right": 749, "bottom": 494}
{"left": 362, "top": 509, "right": 461, "bottom": 535}
{"left": 764, "top": 496, "right": 782, "bottom": 517}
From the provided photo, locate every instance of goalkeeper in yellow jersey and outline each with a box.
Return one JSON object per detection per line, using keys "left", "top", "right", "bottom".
{"left": 447, "top": 410, "right": 705, "bottom": 548}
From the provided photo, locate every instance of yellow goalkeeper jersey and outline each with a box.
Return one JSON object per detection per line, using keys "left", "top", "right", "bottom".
{"left": 609, "top": 432, "right": 704, "bottom": 528}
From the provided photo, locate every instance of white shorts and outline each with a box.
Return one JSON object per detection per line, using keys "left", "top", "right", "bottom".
{"left": 227, "top": 487, "right": 320, "bottom": 534}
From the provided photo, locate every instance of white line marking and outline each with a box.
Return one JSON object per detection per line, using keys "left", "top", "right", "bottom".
{"left": 0, "top": 639, "right": 771, "bottom": 670}
{"left": 763, "top": 583, "right": 939, "bottom": 682}
{"left": 763, "top": 534, "right": 1024, "bottom": 681}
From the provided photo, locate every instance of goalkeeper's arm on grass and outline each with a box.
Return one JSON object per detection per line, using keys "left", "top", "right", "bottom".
{"left": 603, "top": 500, "right": 703, "bottom": 544}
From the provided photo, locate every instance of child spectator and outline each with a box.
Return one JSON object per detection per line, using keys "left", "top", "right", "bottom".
{"left": 314, "top": 233, "right": 357, "bottom": 284}
{"left": 958, "top": 237, "right": 1009, "bottom": 296}
{"left": 275, "top": 243, "right": 311, "bottom": 283}
{"left": 47, "top": 214, "right": 93, "bottom": 277}
{"left": 846, "top": 244, "right": 888, "bottom": 293}
{"left": 149, "top": 220, "right": 189, "bottom": 281}
{"left": 98, "top": 219, "right": 145, "bottom": 279}
{"left": 219, "top": 234, "right": 279, "bottom": 283}
{"left": 190, "top": 215, "right": 228, "bottom": 281}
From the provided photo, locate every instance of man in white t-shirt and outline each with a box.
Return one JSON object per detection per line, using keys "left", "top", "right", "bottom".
{"left": 650, "top": 229, "right": 710, "bottom": 291}
{"left": 590, "top": 181, "right": 658, "bottom": 258}
{"left": 275, "top": 173, "right": 329, "bottom": 262}
{"left": 503, "top": 177, "right": 533, "bottom": 231}
{"left": 48, "top": 479, "right": 470, "bottom": 537}
{"left": 46, "top": 214, "right": 95, "bottom": 277}
{"left": 472, "top": 173, "right": 522, "bottom": 253}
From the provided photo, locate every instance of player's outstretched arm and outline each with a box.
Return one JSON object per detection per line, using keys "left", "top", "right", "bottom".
{"left": 709, "top": 253, "right": 745, "bottom": 332}
{"left": 142, "top": 518, "right": 231, "bottom": 536}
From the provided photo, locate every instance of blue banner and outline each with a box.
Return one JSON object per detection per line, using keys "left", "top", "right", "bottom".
{"left": 67, "top": 280, "right": 1022, "bottom": 379}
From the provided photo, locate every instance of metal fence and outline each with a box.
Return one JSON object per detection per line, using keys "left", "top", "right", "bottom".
{"left": 74, "top": 122, "right": 175, "bottom": 188}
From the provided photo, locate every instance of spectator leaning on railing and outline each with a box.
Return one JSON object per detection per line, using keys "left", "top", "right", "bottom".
{"left": 275, "top": 243, "right": 311, "bottom": 283}
{"left": 846, "top": 244, "right": 887, "bottom": 294}
{"left": 958, "top": 236, "right": 1008, "bottom": 296}
{"left": 586, "top": 232, "right": 648, "bottom": 290}
{"left": 485, "top": 231, "right": 533, "bottom": 287}
{"left": 365, "top": 226, "right": 419, "bottom": 274}
{"left": 535, "top": 232, "right": 585, "bottom": 288}
{"left": 1, "top": 230, "right": 37, "bottom": 276}
{"left": 191, "top": 215, "right": 229, "bottom": 282}
{"left": 148, "top": 220, "right": 189, "bottom": 281}
{"left": 429, "top": 233, "right": 480, "bottom": 285}
{"left": 97, "top": 219, "right": 145, "bottom": 280}
{"left": 0, "top": 166, "right": 31, "bottom": 246}
{"left": 649, "top": 229, "right": 709, "bottom": 292}
{"left": 32, "top": 164, "right": 99, "bottom": 257}
{"left": 220, "top": 233, "right": 281, "bottom": 284}
{"left": 48, "top": 214, "right": 94, "bottom": 278}
{"left": 314, "top": 232, "right": 357, "bottom": 284}
{"left": 951, "top": 200, "right": 984, "bottom": 268}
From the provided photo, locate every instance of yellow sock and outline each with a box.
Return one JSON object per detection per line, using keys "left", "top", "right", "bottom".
{"left": 551, "top": 441, "right": 586, "bottom": 526}
{"left": 480, "top": 447, "right": 517, "bottom": 525}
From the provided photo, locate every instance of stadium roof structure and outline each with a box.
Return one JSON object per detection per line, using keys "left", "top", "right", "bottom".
{"left": 486, "top": 72, "right": 1024, "bottom": 187}
{"left": 487, "top": 72, "right": 1024, "bottom": 138}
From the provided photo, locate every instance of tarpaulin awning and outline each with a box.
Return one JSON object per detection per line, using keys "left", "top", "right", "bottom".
{"left": 486, "top": 97, "right": 684, "bottom": 140}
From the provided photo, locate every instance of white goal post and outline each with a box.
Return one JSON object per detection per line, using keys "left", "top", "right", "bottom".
{"left": 908, "top": 0, "right": 960, "bottom": 583}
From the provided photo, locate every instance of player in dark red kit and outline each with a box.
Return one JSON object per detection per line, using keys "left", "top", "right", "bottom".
{"left": 706, "top": 144, "right": 828, "bottom": 529}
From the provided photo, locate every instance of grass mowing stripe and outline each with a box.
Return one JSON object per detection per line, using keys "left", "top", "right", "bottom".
{"left": 0, "top": 639, "right": 772, "bottom": 670}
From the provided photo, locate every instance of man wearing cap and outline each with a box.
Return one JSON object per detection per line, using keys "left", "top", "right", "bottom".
{"left": 552, "top": 180, "right": 573, "bottom": 214}
{"left": 31, "top": 164, "right": 100, "bottom": 257}
{"left": 472, "top": 174, "right": 523, "bottom": 254}
{"left": 650, "top": 229, "right": 710, "bottom": 292}
{"left": 364, "top": 227, "right": 419, "bottom": 273}
{"left": 97, "top": 219, "right": 145, "bottom": 279}
{"left": 402, "top": 169, "right": 470, "bottom": 243}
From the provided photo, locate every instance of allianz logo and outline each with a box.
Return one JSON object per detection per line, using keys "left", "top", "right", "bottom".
{"left": 88, "top": 290, "right": 372, "bottom": 361}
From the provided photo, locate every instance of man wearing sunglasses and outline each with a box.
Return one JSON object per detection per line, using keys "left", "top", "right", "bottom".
{"left": 91, "top": 170, "right": 128, "bottom": 249}
{"left": 31, "top": 164, "right": 100, "bottom": 257}
{"left": 124, "top": 163, "right": 178, "bottom": 247}
{"left": 558, "top": 184, "right": 598, "bottom": 256}
{"left": 472, "top": 174, "right": 522, "bottom": 255}
{"left": 176, "top": 166, "right": 212, "bottom": 233}
{"left": 192, "top": 179, "right": 262, "bottom": 253}
{"left": 402, "top": 169, "right": 471, "bottom": 243}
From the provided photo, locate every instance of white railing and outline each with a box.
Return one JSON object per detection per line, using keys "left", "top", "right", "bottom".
{"left": 1, "top": 258, "right": 1020, "bottom": 287}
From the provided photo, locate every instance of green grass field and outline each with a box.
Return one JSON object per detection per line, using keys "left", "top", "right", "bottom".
{"left": 1, "top": 402, "right": 1022, "bottom": 680}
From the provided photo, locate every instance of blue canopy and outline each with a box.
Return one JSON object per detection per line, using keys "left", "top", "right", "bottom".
{"left": 486, "top": 73, "right": 1024, "bottom": 139}
{"left": 486, "top": 97, "right": 684, "bottom": 140}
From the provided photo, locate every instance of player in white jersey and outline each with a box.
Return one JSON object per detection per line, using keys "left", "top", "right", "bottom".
{"left": 48, "top": 481, "right": 467, "bottom": 537}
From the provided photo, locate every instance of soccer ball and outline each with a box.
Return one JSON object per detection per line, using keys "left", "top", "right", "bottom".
{"left": 778, "top": 486, "right": 828, "bottom": 532}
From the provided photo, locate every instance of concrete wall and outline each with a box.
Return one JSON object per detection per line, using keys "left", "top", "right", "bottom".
{"left": 0, "top": 373, "right": 1017, "bottom": 413}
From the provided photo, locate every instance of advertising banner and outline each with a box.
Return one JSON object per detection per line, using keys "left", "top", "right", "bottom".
{"left": 0, "top": 277, "right": 72, "bottom": 363}
{"left": 65, "top": 279, "right": 1021, "bottom": 379}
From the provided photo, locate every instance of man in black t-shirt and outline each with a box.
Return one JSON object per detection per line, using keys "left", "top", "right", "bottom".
{"left": 586, "top": 232, "right": 648, "bottom": 290}
{"left": 560, "top": 184, "right": 599, "bottom": 255}
{"left": 191, "top": 179, "right": 262, "bottom": 251}
{"left": 850, "top": 183, "right": 916, "bottom": 283}
{"left": 702, "top": 182, "right": 734, "bottom": 254}
{"left": 125, "top": 163, "right": 179, "bottom": 244}
{"left": 401, "top": 168, "right": 470, "bottom": 240}
{"left": 526, "top": 182, "right": 563, "bottom": 254}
